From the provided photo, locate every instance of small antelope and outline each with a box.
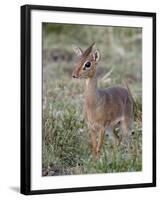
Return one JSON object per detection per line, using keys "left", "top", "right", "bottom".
{"left": 72, "top": 42, "right": 134, "bottom": 158}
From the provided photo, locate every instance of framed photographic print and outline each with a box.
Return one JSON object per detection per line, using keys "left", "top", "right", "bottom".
{"left": 21, "top": 4, "right": 156, "bottom": 195}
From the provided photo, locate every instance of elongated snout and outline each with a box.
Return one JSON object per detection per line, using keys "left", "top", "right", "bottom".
{"left": 72, "top": 75, "right": 78, "bottom": 78}
{"left": 72, "top": 71, "right": 79, "bottom": 78}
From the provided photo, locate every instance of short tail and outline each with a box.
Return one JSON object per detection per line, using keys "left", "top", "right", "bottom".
{"left": 123, "top": 80, "right": 136, "bottom": 107}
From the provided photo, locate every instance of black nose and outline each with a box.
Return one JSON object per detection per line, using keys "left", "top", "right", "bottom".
{"left": 72, "top": 75, "right": 78, "bottom": 78}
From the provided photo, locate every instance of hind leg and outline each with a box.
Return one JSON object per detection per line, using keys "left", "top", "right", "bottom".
{"left": 113, "top": 122, "right": 123, "bottom": 145}
{"left": 121, "top": 103, "right": 134, "bottom": 146}
{"left": 106, "top": 126, "right": 121, "bottom": 150}
{"left": 119, "top": 118, "right": 134, "bottom": 156}
{"left": 124, "top": 97, "right": 133, "bottom": 132}
{"left": 121, "top": 117, "right": 132, "bottom": 136}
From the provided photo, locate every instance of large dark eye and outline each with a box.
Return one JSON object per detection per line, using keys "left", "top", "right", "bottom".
{"left": 85, "top": 61, "right": 91, "bottom": 68}
{"left": 83, "top": 61, "right": 91, "bottom": 70}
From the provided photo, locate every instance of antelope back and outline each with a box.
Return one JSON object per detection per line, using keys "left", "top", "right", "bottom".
{"left": 72, "top": 43, "right": 100, "bottom": 79}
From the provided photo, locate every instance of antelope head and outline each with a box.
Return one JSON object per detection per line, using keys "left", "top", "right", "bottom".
{"left": 72, "top": 42, "right": 100, "bottom": 79}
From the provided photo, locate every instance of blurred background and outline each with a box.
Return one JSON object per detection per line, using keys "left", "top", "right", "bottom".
{"left": 42, "top": 23, "right": 142, "bottom": 176}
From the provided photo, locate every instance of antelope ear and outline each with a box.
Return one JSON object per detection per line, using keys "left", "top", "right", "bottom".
{"left": 72, "top": 45, "right": 83, "bottom": 56}
{"left": 93, "top": 50, "right": 100, "bottom": 62}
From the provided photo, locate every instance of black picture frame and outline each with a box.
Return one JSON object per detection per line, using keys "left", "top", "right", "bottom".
{"left": 21, "top": 4, "right": 156, "bottom": 195}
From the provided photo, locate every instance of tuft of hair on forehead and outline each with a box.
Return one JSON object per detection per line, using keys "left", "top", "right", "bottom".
{"left": 81, "top": 42, "right": 95, "bottom": 58}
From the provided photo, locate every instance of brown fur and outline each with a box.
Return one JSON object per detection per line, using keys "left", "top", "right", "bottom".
{"left": 72, "top": 43, "right": 134, "bottom": 158}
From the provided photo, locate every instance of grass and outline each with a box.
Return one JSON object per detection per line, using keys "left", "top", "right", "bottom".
{"left": 42, "top": 24, "right": 142, "bottom": 176}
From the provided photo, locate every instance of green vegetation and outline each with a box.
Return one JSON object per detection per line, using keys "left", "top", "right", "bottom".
{"left": 42, "top": 23, "right": 142, "bottom": 176}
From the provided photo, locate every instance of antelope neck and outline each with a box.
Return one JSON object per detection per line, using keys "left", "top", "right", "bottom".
{"left": 84, "top": 76, "right": 98, "bottom": 106}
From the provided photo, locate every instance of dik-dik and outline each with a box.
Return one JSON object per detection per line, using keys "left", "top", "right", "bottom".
{"left": 72, "top": 42, "right": 134, "bottom": 158}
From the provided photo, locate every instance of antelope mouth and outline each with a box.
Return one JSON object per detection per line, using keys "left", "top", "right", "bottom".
{"left": 72, "top": 75, "right": 79, "bottom": 79}
{"left": 72, "top": 74, "right": 87, "bottom": 79}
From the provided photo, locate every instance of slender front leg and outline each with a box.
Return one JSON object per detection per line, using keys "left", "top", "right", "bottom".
{"left": 89, "top": 130, "right": 97, "bottom": 158}
{"left": 96, "top": 128, "right": 105, "bottom": 156}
